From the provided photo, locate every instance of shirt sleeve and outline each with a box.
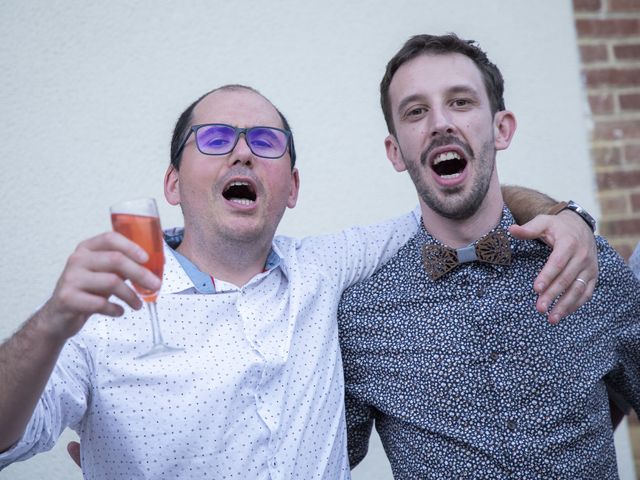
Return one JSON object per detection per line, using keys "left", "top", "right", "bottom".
{"left": 344, "top": 390, "right": 375, "bottom": 469}
{"left": 0, "top": 336, "right": 91, "bottom": 467}
{"left": 297, "top": 208, "right": 421, "bottom": 292}
{"left": 630, "top": 241, "right": 640, "bottom": 280}
{"left": 598, "top": 240, "right": 640, "bottom": 414}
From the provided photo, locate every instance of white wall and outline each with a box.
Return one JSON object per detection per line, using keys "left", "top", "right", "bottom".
{"left": 1, "top": 0, "right": 631, "bottom": 479}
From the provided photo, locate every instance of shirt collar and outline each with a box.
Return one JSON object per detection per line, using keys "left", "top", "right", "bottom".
{"left": 162, "top": 227, "right": 282, "bottom": 294}
{"left": 417, "top": 204, "right": 516, "bottom": 247}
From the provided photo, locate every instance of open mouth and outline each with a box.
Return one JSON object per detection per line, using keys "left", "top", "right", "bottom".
{"left": 431, "top": 151, "right": 467, "bottom": 179}
{"left": 222, "top": 181, "right": 257, "bottom": 205}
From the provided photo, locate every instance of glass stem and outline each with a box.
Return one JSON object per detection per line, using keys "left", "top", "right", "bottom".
{"left": 146, "top": 301, "right": 165, "bottom": 346}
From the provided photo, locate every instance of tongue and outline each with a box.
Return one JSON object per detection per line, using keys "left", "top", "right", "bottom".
{"left": 224, "top": 184, "right": 256, "bottom": 202}
{"left": 434, "top": 158, "right": 466, "bottom": 176}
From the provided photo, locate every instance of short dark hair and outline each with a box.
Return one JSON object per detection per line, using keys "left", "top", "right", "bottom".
{"left": 170, "top": 84, "right": 296, "bottom": 169}
{"left": 380, "top": 33, "right": 506, "bottom": 135}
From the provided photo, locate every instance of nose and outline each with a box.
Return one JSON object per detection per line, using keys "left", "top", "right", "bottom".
{"left": 228, "top": 132, "right": 254, "bottom": 166}
{"left": 430, "top": 107, "right": 455, "bottom": 137}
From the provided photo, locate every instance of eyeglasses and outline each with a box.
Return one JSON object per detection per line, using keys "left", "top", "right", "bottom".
{"left": 174, "top": 123, "right": 292, "bottom": 161}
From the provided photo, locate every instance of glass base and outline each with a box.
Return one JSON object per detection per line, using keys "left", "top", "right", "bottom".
{"left": 136, "top": 343, "right": 183, "bottom": 360}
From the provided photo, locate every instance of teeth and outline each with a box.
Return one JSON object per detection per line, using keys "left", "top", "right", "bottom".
{"left": 229, "top": 181, "right": 249, "bottom": 187}
{"left": 433, "top": 151, "right": 461, "bottom": 165}
{"left": 229, "top": 198, "right": 254, "bottom": 205}
{"left": 440, "top": 173, "right": 462, "bottom": 179}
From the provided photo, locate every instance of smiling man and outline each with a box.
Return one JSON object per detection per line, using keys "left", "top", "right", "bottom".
{"left": 0, "top": 83, "right": 598, "bottom": 479}
{"left": 339, "top": 34, "right": 640, "bottom": 479}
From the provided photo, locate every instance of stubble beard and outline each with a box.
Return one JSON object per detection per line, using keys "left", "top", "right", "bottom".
{"left": 404, "top": 139, "right": 496, "bottom": 221}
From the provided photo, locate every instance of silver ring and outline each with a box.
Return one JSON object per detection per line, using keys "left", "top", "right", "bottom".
{"left": 575, "top": 278, "right": 587, "bottom": 288}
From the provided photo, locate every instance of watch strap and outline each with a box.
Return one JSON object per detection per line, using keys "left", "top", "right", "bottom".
{"left": 547, "top": 201, "right": 568, "bottom": 216}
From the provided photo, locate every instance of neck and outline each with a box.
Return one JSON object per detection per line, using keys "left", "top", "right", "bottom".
{"left": 177, "top": 230, "right": 272, "bottom": 287}
{"left": 420, "top": 182, "right": 504, "bottom": 249}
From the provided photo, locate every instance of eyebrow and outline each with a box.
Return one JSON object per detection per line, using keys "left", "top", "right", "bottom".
{"left": 396, "top": 94, "right": 425, "bottom": 116}
{"left": 446, "top": 84, "right": 481, "bottom": 98}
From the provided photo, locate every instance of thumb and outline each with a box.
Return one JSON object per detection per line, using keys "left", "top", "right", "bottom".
{"left": 509, "top": 217, "right": 552, "bottom": 245}
{"left": 67, "top": 441, "right": 82, "bottom": 468}
{"left": 509, "top": 219, "right": 541, "bottom": 239}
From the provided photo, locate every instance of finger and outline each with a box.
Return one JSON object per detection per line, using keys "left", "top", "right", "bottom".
{"left": 536, "top": 236, "right": 598, "bottom": 310}
{"left": 574, "top": 276, "right": 597, "bottom": 315}
{"left": 58, "top": 272, "right": 144, "bottom": 312}
{"left": 67, "top": 441, "right": 82, "bottom": 468}
{"left": 546, "top": 278, "right": 588, "bottom": 324}
{"left": 533, "top": 242, "right": 572, "bottom": 299}
{"left": 66, "top": 249, "right": 161, "bottom": 294}
{"left": 535, "top": 258, "right": 579, "bottom": 315}
{"left": 78, "top": 231, "right": 149, "bottom": 263}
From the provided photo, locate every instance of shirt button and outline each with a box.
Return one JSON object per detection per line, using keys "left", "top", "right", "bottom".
{"left": 506, "top": 420, "right": 517, "bottom": 431}
{"left": 476, "top": 288, "right": 485, "bottom": 298}
{"left": 490, "top": 352, "right": 499, "bottom": 361}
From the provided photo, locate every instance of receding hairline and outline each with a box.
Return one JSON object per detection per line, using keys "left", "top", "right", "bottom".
{"left": 191, "top": 85, "right": 286, "bottom": 130}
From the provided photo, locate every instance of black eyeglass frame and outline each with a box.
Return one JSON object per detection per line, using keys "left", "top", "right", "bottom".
{"left": 173, "top": 123, "right": 294, "bottom": 162}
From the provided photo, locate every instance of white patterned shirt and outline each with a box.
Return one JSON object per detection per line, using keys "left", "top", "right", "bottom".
{"left": 0, "top": 212, "right": 419, "bottom": 479}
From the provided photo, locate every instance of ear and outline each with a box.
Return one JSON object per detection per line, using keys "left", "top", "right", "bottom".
{"left": 164, "top": 164, "right": 181, "bottom": 206}
{"left": 286, "top": 168, "right": 300, "bottom": 209}
{"left": 385, "top": 134, "right": 407, "bottom": 172}
{"left": 493, "top": 110, "right": 517, "bottom": 151}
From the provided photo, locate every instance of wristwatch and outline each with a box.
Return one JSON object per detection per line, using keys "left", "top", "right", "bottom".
{"left": 548, "top": 200, "right": 596, "bottom": 232}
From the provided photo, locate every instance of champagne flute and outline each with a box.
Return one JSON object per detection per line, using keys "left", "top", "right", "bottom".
{"left": 110, "top": 198, "right": 182, "bottom": 359}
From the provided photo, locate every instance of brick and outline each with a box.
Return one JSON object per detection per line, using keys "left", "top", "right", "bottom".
{"left": 600, "top": 218, "right": 640, "bottom": 235}
{"left": 599, "top": 194, "right": 628, "bottom": 214}
{"left": 614, "top": 43, "right": 640, "bottom": 60}
{"left": 580, "top": 44, "right": 608, "bottom": 63}
{"left": 593, "top": 120, "right": 640, "bottom": 140}
{"left": 592, "top": 146, "right": 622, "bottom": 166}
{"left": 580, "top": 45, "right": 609, "bottom": 64}
{"left": 585, "top": 68, "right": 640, "bottom": 87}
{"left": 597, "top": 169, "right": 640, "bottom": 189}
{"left": 610, "top": 0, "right": 640, "bottom": 11}
{"left": 620, "top": 93, "right": 640, "bottom": 111}
{"left": 625, "top": 144, "right": 640, "bottom": 164}
{"left": 632, "top": 192, "right": 640, "bottom": 211}
{"left": 589, "top": 93, "right": 615, "bottom": 114}
{"left": 575, "top": 19, "right": 640, "bottom": 37}
{"left": 574, "top": 0, "right": 601, "bottom": 11}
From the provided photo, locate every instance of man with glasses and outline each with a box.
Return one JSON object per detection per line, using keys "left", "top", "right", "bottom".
{"left": 0, "top": 84, "right": 597, "bottom": 478}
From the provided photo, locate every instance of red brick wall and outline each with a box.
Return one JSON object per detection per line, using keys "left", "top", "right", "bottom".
{"left": 574, "top": 0, "right": 640, "bottom": 260}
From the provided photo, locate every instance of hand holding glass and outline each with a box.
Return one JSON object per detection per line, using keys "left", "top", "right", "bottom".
{"left": 110, "top": 198, "right": 181, "bottom": 359}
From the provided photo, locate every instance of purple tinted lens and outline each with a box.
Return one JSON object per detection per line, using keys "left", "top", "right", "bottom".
{"left": 196, "top": 125, "right": 237, "bottom": 154}
{"left": 246, "top": 127, "right": 288, "bottom": 158}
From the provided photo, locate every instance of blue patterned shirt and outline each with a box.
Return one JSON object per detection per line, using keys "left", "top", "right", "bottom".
{"left": 338, "top": 207, "right": 640, "bottom": 479}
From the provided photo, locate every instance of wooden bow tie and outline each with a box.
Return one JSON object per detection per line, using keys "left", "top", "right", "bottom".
{"left": 422, "top": 230, "right": 512, "bottom": 281}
